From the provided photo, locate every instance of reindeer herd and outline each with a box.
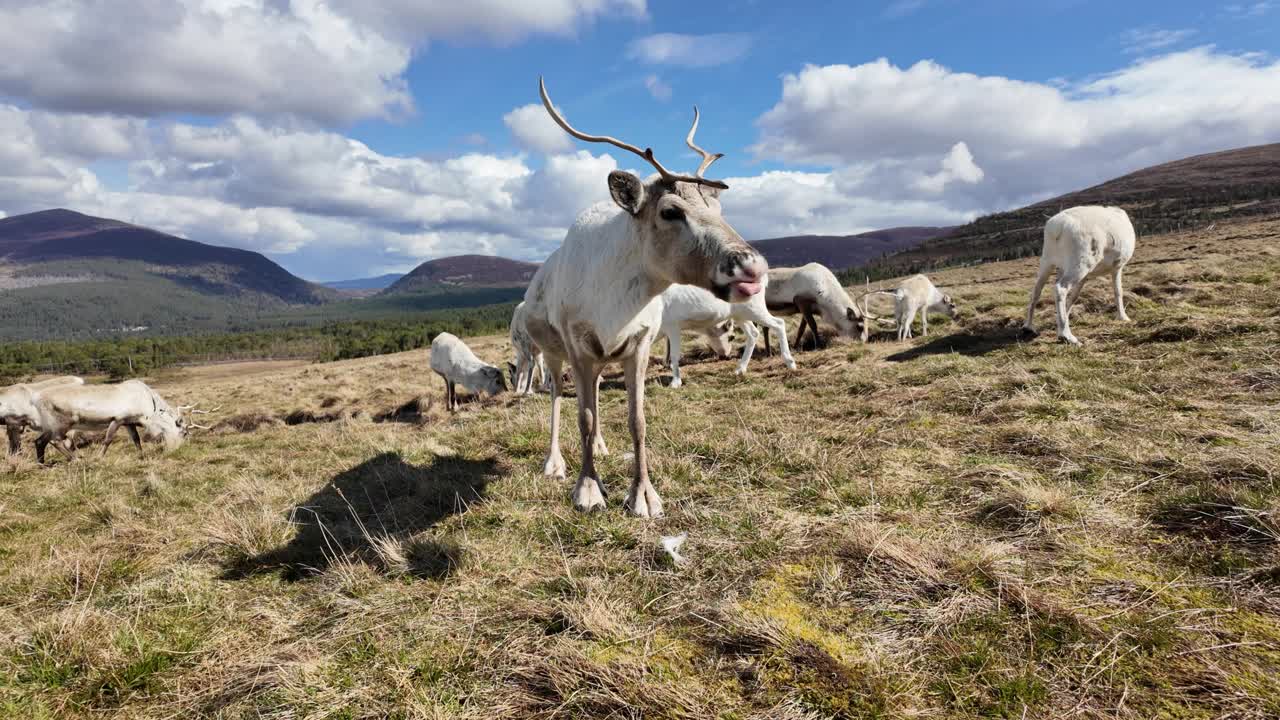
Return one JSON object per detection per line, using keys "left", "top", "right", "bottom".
{"left": 2, "top": 78, "right": 1137, "bottom": 521}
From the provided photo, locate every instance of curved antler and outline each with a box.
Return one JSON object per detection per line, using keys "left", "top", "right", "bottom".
{"left": 539, "top": 76, "right": 728, "bottom": 190}
{"left": 685, "top": 106, "right": 724, "bottom": 178}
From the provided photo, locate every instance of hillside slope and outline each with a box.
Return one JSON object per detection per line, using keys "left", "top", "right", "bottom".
{"left": 382, "top": 254, "right": 539, "bottom": 296}
{"left": 847, "top": 142, "right": 1280, "bottom": 280}
{"left": 0, "top": 209, "right": 337, "bottom": 339}
{"left": 751, "top": 226, "right": 952, "bottom": 271}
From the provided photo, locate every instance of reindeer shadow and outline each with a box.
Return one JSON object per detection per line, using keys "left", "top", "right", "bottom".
{"left": 886, "top": 325, "right": 1026, "bottom": 362}
{"left": 221, "top": 451, "right": 500, "bottom": 582}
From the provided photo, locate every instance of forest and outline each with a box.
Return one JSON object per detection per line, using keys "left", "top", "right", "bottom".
{"left": 0, "top": 302, "right": 517, "bottom": 383}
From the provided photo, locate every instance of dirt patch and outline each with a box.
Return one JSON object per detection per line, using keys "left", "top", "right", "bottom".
{"left": 216, "top": 413, "right": 281, "bottom": 433}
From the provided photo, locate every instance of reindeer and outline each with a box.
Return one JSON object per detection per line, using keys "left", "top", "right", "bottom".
{"left": 522, "top": 78, "right": 766, "bottom": 517}
{"left": 1023, "top": 205, "right": 1136, "bottom": 345}
{"left": 761, "top": 263, "right": 867, "bottom": 353}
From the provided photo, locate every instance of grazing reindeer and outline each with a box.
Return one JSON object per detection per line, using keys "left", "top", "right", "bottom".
{"left": 861, "top": 274, "right": 959, "bottom": 341}
{"left": 1023, "top": 205, "right": 1136, "bottom": 345}
{"left": 430, "top": 332, "right": 507, "bottom": 412}
{"left": 508, "top": 301, "right": 549, "bottom": 395}
{"left": 523, "top": 78, "right": 766, "bottom": 517}
{"left": 761, "top": 263, "right": 867, "bottom": 353}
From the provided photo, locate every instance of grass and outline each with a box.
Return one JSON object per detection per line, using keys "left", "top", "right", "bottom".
{"left": 1, "top": 217, "right": 1279, "bottom": 718}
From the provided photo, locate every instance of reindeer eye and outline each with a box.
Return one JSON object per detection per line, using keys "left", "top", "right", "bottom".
{"left": 659, "top": 206, "right": 684, "bottom": 222}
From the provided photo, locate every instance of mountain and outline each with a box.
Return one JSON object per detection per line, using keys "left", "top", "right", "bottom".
{"left": 0, "top": 209, "right": 337, "bottom": 340}
{"left": 322, "top": 273, "right": 403, "bottom": 291}
{"left": 381, "top": 254, "right": 539, "bottom": 296}
{"left": 848, "top": 142, "right": 1280, "bottom": 280}
{"left": 749, "top": 226, "right": 954, "bottom": 271}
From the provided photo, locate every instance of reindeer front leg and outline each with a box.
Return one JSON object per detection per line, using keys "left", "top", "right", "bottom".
{"left": 99, "top": 420, "right": 120, "bottom": 457}
{"left": 543, "top": 356, "right": 567, "bottom": 479}
{"left": 571, "top": 360, "right": 607, "bottom": 512}
{"left": 623, "top": 343, "right": 662, "bottom": 518}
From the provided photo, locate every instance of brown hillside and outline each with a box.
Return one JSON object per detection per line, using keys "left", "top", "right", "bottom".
{"left": 750, "top": 226, "right": 952, "bottom": 271}
{"left": 381, "top": 254, "right": 540, "bottom": 295}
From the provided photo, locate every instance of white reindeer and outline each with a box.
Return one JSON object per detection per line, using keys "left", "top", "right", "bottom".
{"left": 508, "top": 301, "right": 548, "bottom": 395}
{"left": 1023, "top": 205, "right": 1136, "bottom": 345}
{"left": 862, "top": 274, "right": 958, "bottom": 341}
{"left": 0, "top": 376, "right": 84, "bottom": 456}
{"left": 658, "top": 276, "right": 795, "bottom": 388}
{"left": 522, "top": 78, "right": 767, "bottom": 517}
{"left": 429, "top": 332, "right": 507, "bottom": 412}
{"left": 761, "top": 263, "right": 867, "bottom": 353}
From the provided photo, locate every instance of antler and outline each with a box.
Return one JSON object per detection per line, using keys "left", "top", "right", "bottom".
{"left": 177, "top": 404, "right": 221, "bottom": 415}
{"left": 188, "top": 423, "right": 212, "bottom": 431}
{"left": 539, "top": 76, "right": 728, "bottom": 190}
{"left": 685, "top": 106, "right": 724, "bottom": 178}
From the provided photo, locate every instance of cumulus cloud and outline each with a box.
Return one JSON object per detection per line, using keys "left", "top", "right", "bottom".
{"left": 0, "top": 0, "right": 647, "bottom": 124}
{"left": 644, "top": 74, "right": 673, "bottom": 102}
{"left": 913, "top": 142, "right": 984, "bottom": 193}
{"left": 1122, "top": 27, "right": 1197, "bottom": 54}
{"left": 627, "top": 33, "right": 752, "bottom": 67}
{"left": 0, "top": 0, "right": 412, "bottom": 124}
{"left": 504, "top": 104, "right": 574, "bottom": 154}
{"left": 752, "top": 49, "right": 1280, "bottom": 211}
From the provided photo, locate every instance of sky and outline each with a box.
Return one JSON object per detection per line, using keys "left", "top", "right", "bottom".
{"left": 1, "top": 1, "right": 1279, "bottom": 282}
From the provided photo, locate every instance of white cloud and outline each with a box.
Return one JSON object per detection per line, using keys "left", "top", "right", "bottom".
{"left": 913, "top": 142, "right": 984, "bottom": 193}
{"left": 719, "top": 170, "right": 977, "bottom": 241}
{"left": 0, "top": 1, "right": 412, "bottom": 124}
{"left": 0, "top": 0, "right": 647, "bottom": 124}
{"left": 504, "top": 103, "right": 574, "bottom": 154}
{"left": 753, "top": 49, "right": 1280, "bottom": 211}
{"left": 644, "top": 74, "right": 673, "bottom": 102}
{"left": 627, "top": 33, "right": 752, "bottom": 67}
{"left": 1122, "top": 27, "right": 1197, "bottom": 54}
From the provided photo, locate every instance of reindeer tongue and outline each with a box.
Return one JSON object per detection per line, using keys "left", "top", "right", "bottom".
{"left": 731, "top": 279, "right": 762, "bottom": 297}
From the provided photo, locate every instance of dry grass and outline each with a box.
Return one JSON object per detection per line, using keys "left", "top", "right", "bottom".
{"left": 3, "top": 218, "right": 1280, "bottom": 718}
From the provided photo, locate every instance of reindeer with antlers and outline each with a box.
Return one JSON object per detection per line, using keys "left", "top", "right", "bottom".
{"left": 522, "top": 77, "right": 767, "bottom": 517}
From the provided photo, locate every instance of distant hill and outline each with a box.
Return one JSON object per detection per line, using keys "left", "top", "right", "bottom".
{"left": 0, "top": 209, "right": 337, "bottom": 339}
{"left": 381, "top": 254, "right": 539, "bottom": 296}
{"left": 323, "top": 273, "right": 403, "bottom": 291}
{"left": 750, "top": 226, "right": 953, "bottom": 271}
{"left": 846, "top": 143, "right": 1280, "bottom": 281}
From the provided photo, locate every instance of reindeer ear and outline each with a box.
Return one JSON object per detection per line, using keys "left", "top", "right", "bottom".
{"left": 608, "top": 171, "right": 646, "bottom": 215}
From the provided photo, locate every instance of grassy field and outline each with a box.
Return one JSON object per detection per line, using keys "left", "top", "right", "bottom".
{"left": 2, "top": 217, "right": 1278, "bottom": 718}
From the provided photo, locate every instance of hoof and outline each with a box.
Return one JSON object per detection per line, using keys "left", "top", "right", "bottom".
{"left": 1020, "top": 326, "right": 1040, "bottom": 339}
{"left": 592, "top": 436, "right": 609, "bottom": 458}
{"left": 624, "top": 486, "right": 664, "bottom": 519}
{"left": 669, "top": 377, "right": 683, "bottom": 389}
{"left": 573, "top": 476, "right": 607, "bottom": 512}
{"left": 543, "top": 453, "right": 566, "bottom": 479}
{"left": 784, "top": 359, "right": 797, "bottom": 370}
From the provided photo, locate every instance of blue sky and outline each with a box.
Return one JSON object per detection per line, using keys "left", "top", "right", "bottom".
{"left": 1, "top": 1, "right": 1278, "bottom": 281}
